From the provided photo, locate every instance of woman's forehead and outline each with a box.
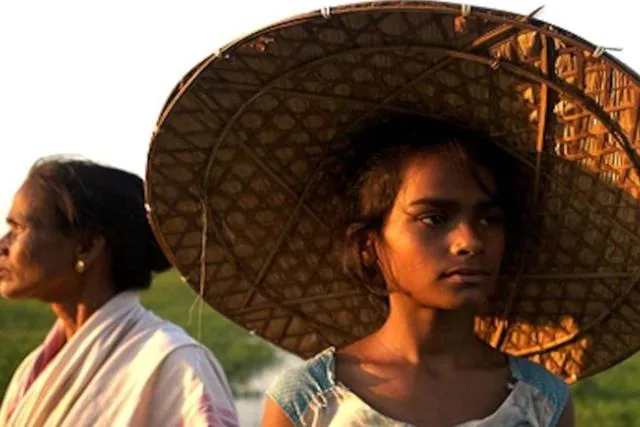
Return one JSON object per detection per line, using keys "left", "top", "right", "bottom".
{"left": 9, "top": 180, "right": 57, "bottom": 227}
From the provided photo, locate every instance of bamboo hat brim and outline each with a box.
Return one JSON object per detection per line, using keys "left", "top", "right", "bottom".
{"left": 145, "top": 1, "right": 640, "bottom": 382}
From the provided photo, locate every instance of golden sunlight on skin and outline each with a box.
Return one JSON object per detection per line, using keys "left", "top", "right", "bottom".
{"left": 378, "top": 154, "right": 505, "bottom": 311}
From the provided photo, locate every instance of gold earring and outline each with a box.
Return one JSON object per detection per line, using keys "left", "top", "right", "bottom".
{"left": 75, "top": 259, "right": 86, "bottom": 274}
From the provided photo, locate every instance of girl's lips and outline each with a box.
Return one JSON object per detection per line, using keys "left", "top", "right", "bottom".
{"left": 441, "top": 268, "right": 490, "bottom": 285}
{"left": 444, "top": 272, "right": 489, "bottom": 285}
{"left": 441, "top": 267, "right": 490, "bottom": 276}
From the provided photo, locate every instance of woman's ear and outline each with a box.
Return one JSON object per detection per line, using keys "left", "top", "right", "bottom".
{"left": 75, "top": 234, "right": 107, "bottom": 269}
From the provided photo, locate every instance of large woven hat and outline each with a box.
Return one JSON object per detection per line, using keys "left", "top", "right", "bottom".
{"left": 145, "top": 1, "right": 640, "bottom": 382}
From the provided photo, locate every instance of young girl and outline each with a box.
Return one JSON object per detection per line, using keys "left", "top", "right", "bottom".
{"left": 144, "top": 3, "right": 640, "bottom": 427}
{"left": 261, "top": 115, "right": 574, "bottom": 426}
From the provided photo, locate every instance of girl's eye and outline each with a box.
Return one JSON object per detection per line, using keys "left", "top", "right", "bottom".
{"left": 419, "top": 213, "right": 449, "bottom": 227}
{"left": 479, "top": 213, "right": 505, "bottom": 227}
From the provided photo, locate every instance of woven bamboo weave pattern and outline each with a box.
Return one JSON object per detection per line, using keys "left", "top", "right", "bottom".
{"left": 146, "top": 1, "right": 640, "bottom": 382}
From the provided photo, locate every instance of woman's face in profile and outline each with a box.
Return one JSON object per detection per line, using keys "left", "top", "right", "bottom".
{"left": 0, "top": 180, "right": 79, "bottom": 301}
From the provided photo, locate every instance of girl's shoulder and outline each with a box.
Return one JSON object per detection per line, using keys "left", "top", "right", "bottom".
{"left": 509, "top": 355, "right": 570, "bottom": 399}
{"left": 508, "top": 355, "right": 570, "bottom": 424}
{"left": 266, "top": 348, "right": 338, "bottom": 425}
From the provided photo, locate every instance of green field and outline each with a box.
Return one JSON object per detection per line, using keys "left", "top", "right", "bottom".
{"left": 1, "top": 271, "right": 639, "bottom": 425}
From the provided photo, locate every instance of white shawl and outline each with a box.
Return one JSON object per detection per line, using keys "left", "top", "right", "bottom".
{"left": 0, "top": 291, "right": 239, "bottom": 427}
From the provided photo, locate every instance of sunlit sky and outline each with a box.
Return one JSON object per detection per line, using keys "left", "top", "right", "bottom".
{"left": 1, "top": 0, "right": 639, "bottom": 234}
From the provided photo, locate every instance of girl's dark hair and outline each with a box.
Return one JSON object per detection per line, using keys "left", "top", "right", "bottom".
{"left": 27, "top": 157, "right": 171, "bottom": 292}
{"left": 338, "top": 113, "right": 531, "bottom": 288}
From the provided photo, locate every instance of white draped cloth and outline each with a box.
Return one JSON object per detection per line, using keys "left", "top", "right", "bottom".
{"left": 0, "top": 291, "right": 240, "bottom": 427}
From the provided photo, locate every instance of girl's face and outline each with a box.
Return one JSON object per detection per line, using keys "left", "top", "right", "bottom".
{"left": 375, "top": 152, "right": 506, "bottom": 310}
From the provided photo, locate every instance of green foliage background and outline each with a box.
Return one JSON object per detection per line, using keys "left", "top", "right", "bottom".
{"left": 1, "top": 270, "right": 639, "bottom": 425}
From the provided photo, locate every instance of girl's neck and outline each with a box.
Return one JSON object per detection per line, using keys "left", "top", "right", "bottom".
{"left": 373, "top": 294, "right": 486, "bottom": 373}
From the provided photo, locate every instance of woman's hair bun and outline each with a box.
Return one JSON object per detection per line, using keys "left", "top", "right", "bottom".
{"left": 148, "top": 236, "right": 172, "bottom": 273}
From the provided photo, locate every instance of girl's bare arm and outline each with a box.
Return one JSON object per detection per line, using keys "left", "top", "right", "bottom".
{"left": 261, "top": 397, "right": 295, "bottom": 427}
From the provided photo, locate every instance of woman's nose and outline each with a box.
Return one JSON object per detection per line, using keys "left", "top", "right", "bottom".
{"left": 0, "top": 233, "right": 10, "bottom": 257}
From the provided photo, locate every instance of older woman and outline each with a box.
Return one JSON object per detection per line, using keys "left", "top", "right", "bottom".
{"left": 0, "top": 157, "right": 239, "bottom": 427}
